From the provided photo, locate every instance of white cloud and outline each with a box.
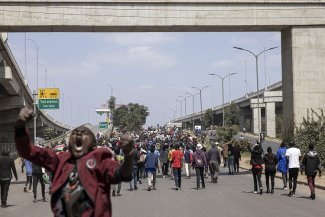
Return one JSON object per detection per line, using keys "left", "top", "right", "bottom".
{"left": 105, "top": 33, "right": 177, "bottom": 46}
{"left": 210, "top": 59, "right": 234, "bottom": 69}
{"left": 102, "top": 46, "right": 176, "bottom": 68}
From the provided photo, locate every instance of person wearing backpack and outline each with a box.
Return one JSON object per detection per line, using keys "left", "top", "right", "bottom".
{"left": 192, "top": 144, "right": 208, "bottom": 190}
{"left": 263, "top": 146, "right": 278, "bottom": 193}
{"left": 137, "top": 147, "right": 146, "bottom": 184}
{"left": 301, "top": 144, "right": 322, "bottom": 200}
{"left": 160, "top": 145, "right": 169, "bottom": 178}
{"left": 249, "top": 142, "right": 263, "bottom": 194}
{"left": 184, "top": 146, "right": 193, "bottom": 178}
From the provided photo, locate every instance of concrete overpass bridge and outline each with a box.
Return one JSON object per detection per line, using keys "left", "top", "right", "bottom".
{"left": 0, "top": 0, "right": 324, "bottom": 136}
{"left": 172, "top": 81, "right": 283, "bottom": 138}
{"left": 0, "top": 33, "right": 71, "bottom": 149}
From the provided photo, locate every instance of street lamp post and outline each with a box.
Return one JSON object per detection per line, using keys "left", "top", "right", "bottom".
{"left": 27, "top": 39, "right": 39, "bottom": 91}
{"left": 191, "top": 85, "right": 209, "bottom": 115}
{"left": 186, "top": 92, "right": 196, "bottom": 131}
{"left": 178, "top": 96, "right": 187, "bottom": 115}
{"left": 38, "top": 63, "right": 47, "bottom": 88}
{"left": 107, "top": 84, "right": 113, "bottom": 97}
{"left": 208, "top": 73, "right": 237, "bottom": 127}
{"left": 176, "top": 99, "right": 182, "bottom": 117}
{"left": 233, "top": 46, "right": 278, "bottom": 137}
{"left": 32, "top": 90, "right": 37, "bottom": 144}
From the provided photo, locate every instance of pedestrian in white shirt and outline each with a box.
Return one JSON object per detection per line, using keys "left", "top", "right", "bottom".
{"left": 285, "top": 142, "right": 301, "bottom": 197}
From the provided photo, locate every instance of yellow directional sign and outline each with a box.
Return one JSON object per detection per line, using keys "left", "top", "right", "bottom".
{"left": 38, "top": 88, "right": 60, "bottom": 99}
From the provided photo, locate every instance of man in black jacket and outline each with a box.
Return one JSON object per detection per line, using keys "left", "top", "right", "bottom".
{"left": 302, "top": 144, "right": 322, "bottom": 200}
{"left": 207, "top": 143, "right": 221, "bottom": 183}
{"left": 0, "top": 150, "right": 18, "bottom": 208}
{"left": 32, "top": 162, "right": 47, "bottom": 203}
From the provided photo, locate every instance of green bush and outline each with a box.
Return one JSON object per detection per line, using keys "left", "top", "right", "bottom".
{"left": 294, "top": 109, "right": 325, "bottom": 163}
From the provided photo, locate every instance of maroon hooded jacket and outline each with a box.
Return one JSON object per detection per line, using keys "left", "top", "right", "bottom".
{"left": 15, "top": 129, "right": 130, "bottom": 217}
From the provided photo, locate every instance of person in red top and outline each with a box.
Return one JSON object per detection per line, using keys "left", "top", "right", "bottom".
{"left": 171, "top": 144, "right": 184, "bottom": 190}
{"left": 14, "top": 108, "right": 134, "bottom": 217}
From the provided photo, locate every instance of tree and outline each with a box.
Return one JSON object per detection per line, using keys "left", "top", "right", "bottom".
{"left": 108, "top": 96, "right": 116, "bottom": 112}
{"left": 113, "top": 103, "right": 150, "bottom": 132}
{"left": 202, "top": 108, "right": 214, "bottom": 129}
{"left": 224, "top": 102, "right": 241, "bottom": 127}
{"left": 294, "top": 109, "right": 325, "bottom": 162}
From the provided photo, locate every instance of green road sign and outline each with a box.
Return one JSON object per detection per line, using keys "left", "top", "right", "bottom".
{"left": 38, "top": 99, "right": 59, "bottom": 109}
{"left": 99, "top": 122, "right": 108, "bottom": 129}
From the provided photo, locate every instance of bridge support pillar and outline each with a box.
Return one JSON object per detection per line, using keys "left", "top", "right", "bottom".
{"left": 252, "top": 107, "right": 261, "bottom": 135}
{"left": 265, "top": 102, "right": 276, "bottom": 138}
{"left": 282, "top": 27, "right": 325, "bottom": 138}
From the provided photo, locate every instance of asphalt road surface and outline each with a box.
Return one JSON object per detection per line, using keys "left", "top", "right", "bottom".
{"left": 1, "top": 166, "right": 325, "bottom": 217}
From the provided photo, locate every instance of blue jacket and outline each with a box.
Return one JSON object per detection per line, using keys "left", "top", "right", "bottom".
{"left": 25, "top": 159, "right": 33, "bottom": 176}
{"left": 277, "top": 147, "right": 288, "bottom": 173}
{"left": 145, "top": 152, "right": 158, "bottom": 171}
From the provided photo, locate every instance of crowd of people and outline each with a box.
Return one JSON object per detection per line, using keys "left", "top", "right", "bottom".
{"left": 0, "top": 112, "right": 323, "bottom": 214}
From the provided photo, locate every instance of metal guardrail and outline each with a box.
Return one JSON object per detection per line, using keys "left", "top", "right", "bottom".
{"left": 0, "top": 37, "right": 71, "bottom": 131}
{"left": 172, "top": 81, "right": 282, "bottom": 122}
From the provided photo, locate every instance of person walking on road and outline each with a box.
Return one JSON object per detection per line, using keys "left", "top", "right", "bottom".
{"left": 24, "top": 159, "right": 33, "bottom": 193}
{"left": 233, "top": 142, "right": 241, "bottom": 173}
{"left": 228, "top": 142, "right": 235, "bottom": 175}
{"left": 286, "top": 142, "right": 301, "bottom": 197}
{"left": 249, "top": 142, "right": 263, "bottom": 194}
{"left": 192, "top": 144, "right": 208, "bottom": 190}
{"left": 160, "top": 145, "right": 169, "bottom": 178}
{"left": 129, "top": 146, "right": 139, "bottom": 191}
{"left": 144, "top": 145, "right": 158, "bottom": 191}
{"left": 0, "top": 150, "right": 18, "bottom": 208}
{"left": 277, "top": 142, "right": 288, "bottom": 190}
{"left": 301, "top": 144, "right": 322, "bottom": 200}
{"left": 207, "top": 143, "right": 221, "bottom": 183}
{"left": 32, "top": 163, "right": 47, "bottom": 203}
{"left": 171, "top": 144, "right": 184, "bottom": 190}
{"left": 222, "top": 142, "right": 228, "bottom": 167}
{"left": 184, "top": 146, "right": 193, "bottom": 178}
{"left": 263, "top": 147, "right": 278, "bottom": 193}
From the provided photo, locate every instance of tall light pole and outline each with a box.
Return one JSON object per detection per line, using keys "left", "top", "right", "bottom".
{"left": 32, "top": 90, "right": 37, "bottom": 144}
{"left": 178, "top": 96, "right": 187, "bottom": 115}
{"left": 38, "top": 63, "right": 47, "bottom": 88}
{"left": 208, "top": 72, "right": 237, "bottom": 127}
{"left": 170, "top": 109, "right": 177, "bottom": 120}
{"left": 191, "top": 85, "right": 209, "bottom": 115}
{"left": 107, "top": 83, "right": 113, "bottom": 97}
{"left": 186, "top": 92, "right": 197, "bottom": 131}
{"left": 234, "top": 46, "right": 278, "bottom": 137}
{"left": 176, "top": 99, "right": 182, "bottom": 117}
{"left": 27, "top": 39, "right": 39, "bottom": 92}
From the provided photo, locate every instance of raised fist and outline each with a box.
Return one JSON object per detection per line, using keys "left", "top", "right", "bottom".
{"left": 118, "top": 134, "right": 134, "bottom": 156}
{"left": 15, "top": 107, "right": 34, "bottom": 129}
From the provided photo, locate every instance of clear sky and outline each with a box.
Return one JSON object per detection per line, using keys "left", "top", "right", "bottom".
{"left": 7, "top": 32, "right": 281, "bottom": 128}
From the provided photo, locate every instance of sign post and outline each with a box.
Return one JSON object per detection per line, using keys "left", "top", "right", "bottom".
{"left": 38, "top": 88, "right": 60, "bottom": 110}
{"left": 99, "top": 122, "right": 108, "bottom": 129}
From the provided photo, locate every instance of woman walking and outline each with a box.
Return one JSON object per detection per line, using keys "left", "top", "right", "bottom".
{"left": 249, "top": 142, "right": 263, "bottom": 194}
{"left": 277, "top": 142, "right": 288, "bottom": 190}
{"left": 302, "top": 144, "right": 322, "bottom": 200}
{"left": 263, "top": 147, "right": 278, "bottom": 193}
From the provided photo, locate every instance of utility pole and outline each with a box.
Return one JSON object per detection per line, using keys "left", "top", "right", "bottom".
{"left": 208, "top": 73, "right": 237, "bottom": 127}
{"left": 32, "top": 90, "right": 37, "bottom": 144}
{"left": 234, "top": 46, "right": 278, "bottom": 138}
